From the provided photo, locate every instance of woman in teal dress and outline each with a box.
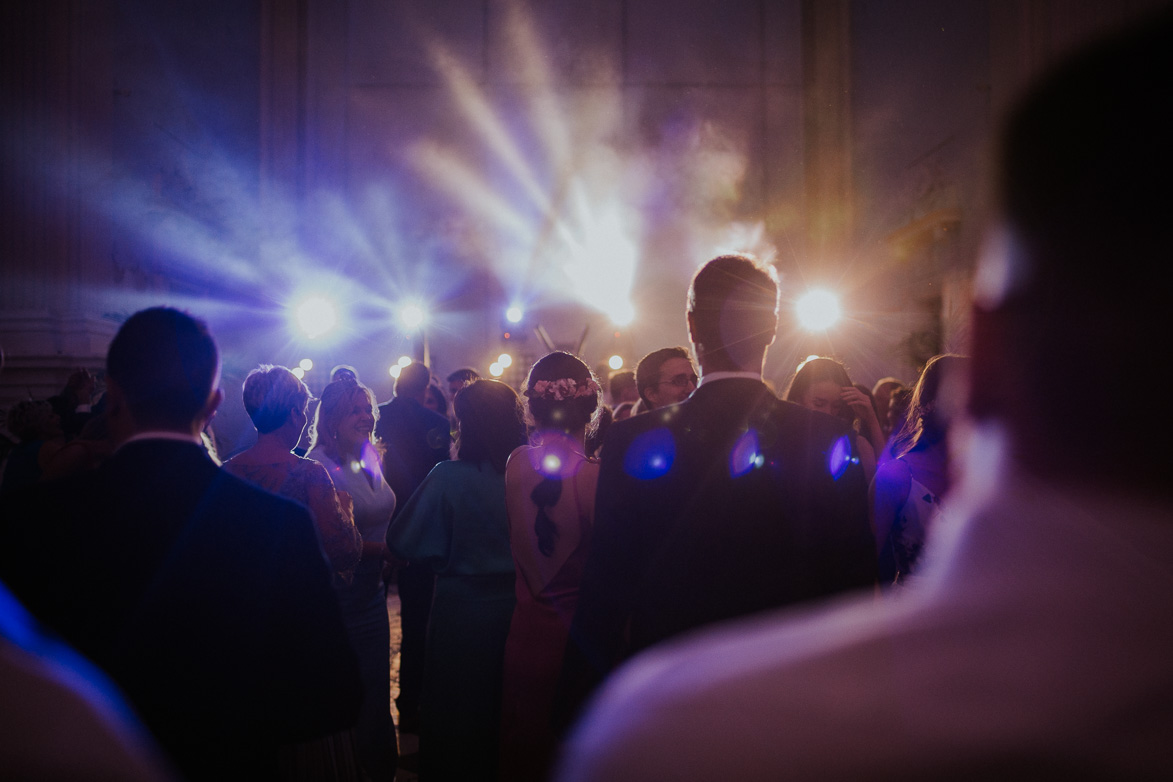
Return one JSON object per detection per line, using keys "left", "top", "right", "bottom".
{"left": 386, "top": 379, "right": 527, "bottom": 782}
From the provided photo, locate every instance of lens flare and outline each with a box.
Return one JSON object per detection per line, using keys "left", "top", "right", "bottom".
{"left": 608, "top": 355, "right": 623, "bottom": 370}
{"left": 399, "top": 302, "right": 426, "bottom": 330}
{"left": 298, "top": 358, "right": 313, "bottom": 371}
{"left": 292, "top": 295, "right": 338, "bottom": 340}
{"left": 624, "top": 428, "right": 676, "bottom": 480}
{"left": 796, "top": 289, "right": 842, "bottom": 331}
{"left": 506, "top": 306, "right": 524, "bottom": 324}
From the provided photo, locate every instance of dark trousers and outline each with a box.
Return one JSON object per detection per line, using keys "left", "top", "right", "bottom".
{"left": 396, "top": 562, "right": 434, "bottom": 731}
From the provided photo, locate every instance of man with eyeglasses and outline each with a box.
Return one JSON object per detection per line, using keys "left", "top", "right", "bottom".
{"left": 635, "top": 347, "right": 698, "bottom": 411}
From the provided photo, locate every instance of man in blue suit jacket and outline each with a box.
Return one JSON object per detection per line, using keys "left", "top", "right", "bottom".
{"left": 557, "top": 254, "right": 875, "bottom": 724}
{"left": 0, "top": 307, "right": 362, "bottom": 780}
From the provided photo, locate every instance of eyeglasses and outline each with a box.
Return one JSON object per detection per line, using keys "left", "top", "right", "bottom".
{"left": 657, "top": 372, "right": 698, "bottom": 389}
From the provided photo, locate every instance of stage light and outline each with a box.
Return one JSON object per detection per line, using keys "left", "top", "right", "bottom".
{"left": 608, "top": 355, "right": 623, "bottom": 370}
{"left": 489, "top": 362, "right": 504, "bottom": 377}
{"left": 498, "top": 353, "right": 513, "bottom": 368}
{"left": 292, "top": 367, "right": 306, "bottom": 379}
{"left": 389, "top": 365, "right": 402, "bottom": 379}
{"left": 298, "top": 358, "right": 313, "bottom": 371}
{"left": 291, "top": 294, "right": 338, "bottom": 340}
{"left": 398, "top": 356, "right": 413, "bottom": 367}
{"left": 506, "top": 305, "right": 523, "bottom": 324}
{"left": 608, "top": 300, "right": 635, "bottom": 327}
{"left": 399, "top": 301, "right": 426, "bottom": 330}
{"left": 796, "top": 289, "right": 842, "bottom": 331}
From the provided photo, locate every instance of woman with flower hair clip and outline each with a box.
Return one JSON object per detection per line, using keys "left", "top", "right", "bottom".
{"left": 499, "top": 351, "right": 602, "bottom": 782}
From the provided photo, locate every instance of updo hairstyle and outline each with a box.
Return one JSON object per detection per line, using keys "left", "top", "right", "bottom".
{"left": 522, "top": 351, "right": 601, "bottom": 436}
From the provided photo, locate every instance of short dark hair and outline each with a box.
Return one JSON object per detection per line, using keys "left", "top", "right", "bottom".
{"left": 635, "top": 347, "right": 693, "bottom": 407}
{"left": 971, "top": 9, "right": 1173, "bottom": 495}
{"left": 446, "top": 367, "right": 480, "bottom": 385}
{"left": 608, "top": 370, "right": 635, "bottom": 400}
{"left": 453, "top": 379, "right": 526, "bottom": 474}
{"left": 395, "top": 362, "right": 432, "bottom": 398}
{"left": 106, "top": 307, "right": 219, "bottom": 431}
{"left": 688, "top": 254, "right": 778, "bottom": 369}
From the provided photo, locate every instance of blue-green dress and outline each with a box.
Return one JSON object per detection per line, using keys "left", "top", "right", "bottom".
{"left": 386, "top": 460, "right": 516, "bottom": 782}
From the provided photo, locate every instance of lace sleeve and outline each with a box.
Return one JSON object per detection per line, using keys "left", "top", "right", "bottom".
{"left": 298, "top": 459, "right": 363, "bottom": 575}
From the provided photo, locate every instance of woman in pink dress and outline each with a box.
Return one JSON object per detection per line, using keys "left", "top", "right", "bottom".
{"left": 499, "top": 351, "right": 603, "bottom": 782}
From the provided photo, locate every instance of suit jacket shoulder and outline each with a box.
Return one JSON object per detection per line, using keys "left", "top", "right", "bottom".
{"left": 0, "top": 439, "right": 362, "bottom": 776}
{"left": 559, "top": 379, "right": 874, "bottom": 724}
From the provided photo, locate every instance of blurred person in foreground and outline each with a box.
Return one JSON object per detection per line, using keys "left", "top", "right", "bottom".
{"left": 0, "top": 307, "right": 361, "bottom": 780}
{"left": 556, "top": 253, "right": 874, "bottom": 727}
{"left": 555, "top": 13, "right": 1173, "bottom": 780}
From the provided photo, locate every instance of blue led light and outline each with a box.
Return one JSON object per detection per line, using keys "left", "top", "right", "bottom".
{"left": 828, "top": 434, "right": 853, "bottom": 481}
{"left": 624, "top": 428, "right": 676, "bottom": 480}
{"left": 729, "top": 429, "right": 761, "bottom": 477}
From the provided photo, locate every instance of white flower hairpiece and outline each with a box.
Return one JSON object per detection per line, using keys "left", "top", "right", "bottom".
{"left": 528, "top": 377, "right": 599, "bottom": 401}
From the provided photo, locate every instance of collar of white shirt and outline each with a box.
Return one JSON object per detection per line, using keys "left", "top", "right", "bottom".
{"left": 697, "top": 370, "right": 762, "bottom": 388}
{"left": 119, "top": 431, "right": 203, "bottom": 451}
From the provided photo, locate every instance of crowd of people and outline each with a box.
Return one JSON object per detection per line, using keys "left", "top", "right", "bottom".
{"left": 2, "top": 12, "right": 1171, "bottom": 781}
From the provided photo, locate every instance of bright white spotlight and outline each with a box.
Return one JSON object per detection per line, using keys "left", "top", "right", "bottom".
{"left": 292, "top": 367, "right": 306, "bottom": 379}
{"left": 292, "top": 295, "right": 338, "bottom": 340}
{"left": 298, "top": 358, "right": 313, "bottom": 371}
{"left": 498, "top": 353, "right": 513, "bottom": 368}
{"left": 399, "top": 302, "right": 426, "bottom": 330}
{"left": 608, "top": 355, "right": 623, "bottom": 371}
{"left": 489, "top": 362, "right": 504, "bottom": 377}
{"left": 796, "top": 289, "right": 842, "bottom": 331}
{"left": 505, "top": 305, "right": 523, "bottom": 324}
{"left": 608, "top": 300, "right": 635, "bottom": 327}
{"left": 397, "top": 356, "right": 413, "bottom": 367}
{"left": 389, "top": 365, "right": 402, "bottom": 379}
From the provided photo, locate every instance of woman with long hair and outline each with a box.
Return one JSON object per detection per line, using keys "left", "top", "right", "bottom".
{"left": 308, "top": 375, "right": 397, "bottom": 782}
{"left": 499, "top": 352, "right": 602, "bottom": 782}
{"left": 873, "top": 354, "right": 968, "bottom": 586}
{"left": 784, "top": 356, "right": 885, "bottom": 483}
{"left": 386, "top": 379, "right": 527, "bottom": 782}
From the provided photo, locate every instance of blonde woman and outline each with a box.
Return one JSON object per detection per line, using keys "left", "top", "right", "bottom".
{"left": 309, "top": 375, "right": 397, "bottom": 782}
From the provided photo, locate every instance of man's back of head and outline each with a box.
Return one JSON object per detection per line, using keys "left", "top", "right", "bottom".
{"left": 446, "top": 367, "right": 480, "bottom": 399}
{"left": 395, "top": 362, "right": 432, "bottom": 402}
{"left": 106, "top": 307, "right": 220, "bottom": 435}
{"left": 971, "top": 9, "right": 1173, "bottom": 498}
{"left": 687, "top": 254, "right": 779, "bottom": 372}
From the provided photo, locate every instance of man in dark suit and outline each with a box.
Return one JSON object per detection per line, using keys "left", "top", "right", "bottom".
{"left": 0, "top": 307, "right": 362, "bottom": 780}
{"left": 558, "top": 254, "right": 875, "bottom": 722}
{"left": 375, "top": 360, "right": 451, "bottom": 732}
